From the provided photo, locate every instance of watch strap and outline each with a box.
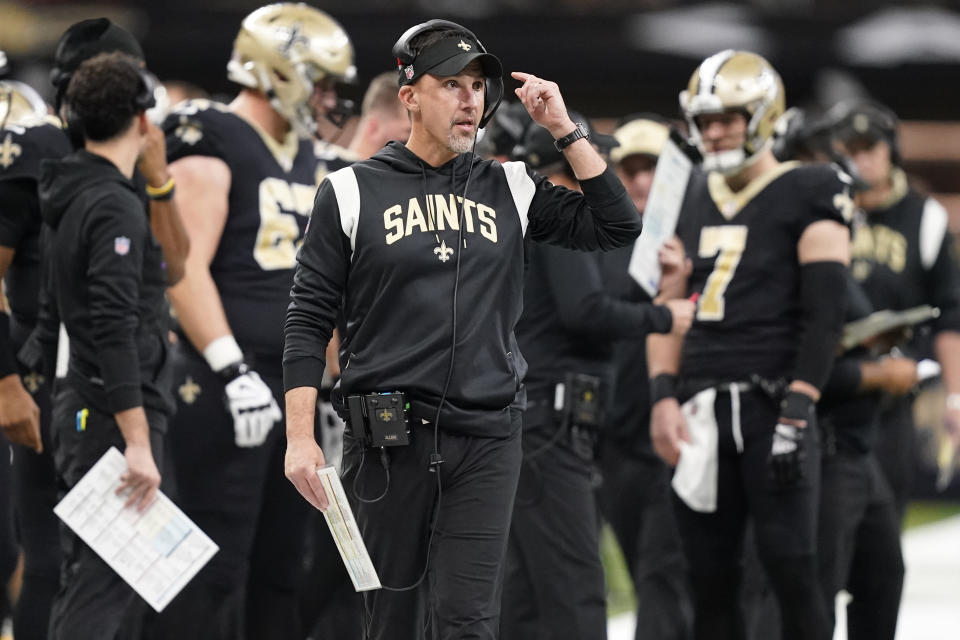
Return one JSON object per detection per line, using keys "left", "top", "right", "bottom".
{"left": 554, "top": 122, "right": 589, "bottom": 151}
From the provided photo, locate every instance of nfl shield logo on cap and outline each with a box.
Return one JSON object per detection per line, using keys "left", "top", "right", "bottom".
{"left": 114, "top": 236, "right": 131, "bottom": 256}
{"left": 404, "top": 65, "right": 414, "bottom": 80}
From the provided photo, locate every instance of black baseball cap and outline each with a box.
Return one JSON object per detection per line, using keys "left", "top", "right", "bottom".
{"left": 51, "top": 18, "right": 143, "bottom": 108}
{"left": 399, "top": 33, "right": 501, "bottom": 86}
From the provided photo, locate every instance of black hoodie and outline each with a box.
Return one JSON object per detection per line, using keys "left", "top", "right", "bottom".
{"left": 38, "top": 150, "right": 173, "bottom": 417}
{"left": 284, "top": 141, "right": 642, "bottom": 438}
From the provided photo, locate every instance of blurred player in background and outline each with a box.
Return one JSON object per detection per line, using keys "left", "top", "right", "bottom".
{"left": 596, "top": 115, "right": 696, "bottom": 640}
{"left": 827, "top": 100, "right": 960, "bottom": 523}
{"left": 649, "top": 50, "right": 851, "bottom": 640}
{"left": 147, "top": 4, "right": 357, "bottom": 639}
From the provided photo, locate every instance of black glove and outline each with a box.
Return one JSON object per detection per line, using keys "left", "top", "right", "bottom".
{"left": 768, "top": 390, "right": 813, "bottom": 486}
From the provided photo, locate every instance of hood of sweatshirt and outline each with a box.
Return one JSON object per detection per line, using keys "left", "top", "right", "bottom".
{"left": 371, "top": 140, "right": 477, "bottom": 178}
{"left": 38, "top": 149, "right": 136, "bottom": 229}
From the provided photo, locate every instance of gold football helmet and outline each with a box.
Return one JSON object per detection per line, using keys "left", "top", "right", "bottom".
{"left": 227, "top": 3, "right": 356, "bottom": 137}
{"left": 0, "top": 80, "right": 48, "bottom": 128}
{"left": 679, "top": 49, "right": 784, "bottom": 174}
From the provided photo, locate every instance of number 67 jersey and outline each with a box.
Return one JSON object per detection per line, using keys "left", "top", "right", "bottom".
{"left": 676, "top": 162, "right": 852, "bottom": 384}
{"left": 163, "top": 100, "right": 345, "bottom": 361}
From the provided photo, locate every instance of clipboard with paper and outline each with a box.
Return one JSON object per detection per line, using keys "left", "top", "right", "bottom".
{"left": 628, "top": 135, "right": 694, "bottom": 297}
{"left": 316, "top": 465, "right": 382, "bottom": 592}
{"left": 839, "top": 304, "right": 940, "bottom": 352}
{"left": 53, "top": 447, "right": 219, "bottom": 612}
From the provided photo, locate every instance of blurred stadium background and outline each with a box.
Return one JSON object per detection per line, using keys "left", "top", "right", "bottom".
{"left": 2, "top": 1, "right": 959, "bottom": 639}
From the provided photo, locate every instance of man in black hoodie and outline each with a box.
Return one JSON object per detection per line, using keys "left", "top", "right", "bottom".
{"left": 37, "top": 52, "right": 172, "bottom": 640}
{"left": 501, "top": 113, "right": 693, "bottom": 640}
{"left": 284, "top": 19, "right": 642, "bottom": 640}
{"left": 1, "top": 20, "right": 185, "bottom": 640}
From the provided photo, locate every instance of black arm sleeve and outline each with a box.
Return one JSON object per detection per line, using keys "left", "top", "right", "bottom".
{"left": 283, "top": 180, "right": 350, "bottom": 392}
{"left": 540, "top": 246, "right": 673, "bottom": 337}
{"left": 820, "top": 355, "right": 864, "bottom": 402}
{"left": 85, "top": 195, "right": 147, "bottom": 413}
{"left": 525, "top": 167, "right": 643, "bottom": 251}
{"left": 792, "top": 261, "right": 848, "bottom": 391}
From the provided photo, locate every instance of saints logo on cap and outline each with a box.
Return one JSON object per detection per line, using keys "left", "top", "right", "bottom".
{"left": 853, "top": 113, "right": 870, "bottom": 134}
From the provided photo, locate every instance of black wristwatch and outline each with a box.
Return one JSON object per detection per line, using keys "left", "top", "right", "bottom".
{"left": 554, "top": 122, "right": 589, "bottom": 151}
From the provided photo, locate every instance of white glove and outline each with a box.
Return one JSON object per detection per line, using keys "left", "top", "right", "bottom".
{"left": 223, "top": 369, "right": 282, "bottom": 447}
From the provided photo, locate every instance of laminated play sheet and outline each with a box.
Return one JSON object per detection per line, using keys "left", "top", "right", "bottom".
{"left": 54, "top": 447, "right": 219, "bottom": 611}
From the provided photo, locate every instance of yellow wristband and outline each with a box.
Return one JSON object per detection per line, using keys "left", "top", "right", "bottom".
{"left": 145, "top": 177, "right": 175, "bottom": 198}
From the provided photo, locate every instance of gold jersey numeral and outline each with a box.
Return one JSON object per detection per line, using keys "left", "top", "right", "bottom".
{"left": 697, "top": 225, "right": 748, "bottom": 321}
{"left": 254, "top": 177, "right": 316, "bottom": 270}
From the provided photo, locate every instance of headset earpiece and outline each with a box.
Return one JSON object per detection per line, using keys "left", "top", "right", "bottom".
{"left": 132, "top": 65, "right": 157, "bottom": 111}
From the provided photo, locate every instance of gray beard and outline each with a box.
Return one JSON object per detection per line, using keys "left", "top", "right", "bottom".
{"left": 447, "top": 130, "right": 475, "bottom": 154}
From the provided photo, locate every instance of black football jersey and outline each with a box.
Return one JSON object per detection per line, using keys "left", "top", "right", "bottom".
{"left": 677, "top": 162, "right": 851, "bottom": 383}
{"left": 164, "top": 100, "right": 325, "bottom": 364}
{"left": 0, "top": 117, "right": 71, "bottom": 338}
{"left": 850, "top": 169, "right": 960, "bottom": 347}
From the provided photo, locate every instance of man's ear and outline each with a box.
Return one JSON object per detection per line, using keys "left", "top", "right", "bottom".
{"left": 137, "top": 111, "right": 150, "bottom": 135}
{"left": 398, "top": 85, "right": 418, "bottom": 113}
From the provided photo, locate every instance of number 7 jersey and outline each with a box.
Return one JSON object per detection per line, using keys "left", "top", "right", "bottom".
{"left": 163, "top": 100, "right": 348, "bottom": 363}
{"left": 676, "top": 162, "right": 851, "bottom": 383}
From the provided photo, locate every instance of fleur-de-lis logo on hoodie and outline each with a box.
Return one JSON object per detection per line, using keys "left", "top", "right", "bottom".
{"left": 434, "top": 240, "right": 453, "bottom": 263}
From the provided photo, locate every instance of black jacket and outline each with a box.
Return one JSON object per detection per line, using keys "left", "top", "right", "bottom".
{"left": 284, "top": 142, "right": 642, "bottom": 438}
{"left": 38, "top": 150, "right": 173, "bottom": 416}
{"left": 517, "top": 241, "right": 671, "bottom": 402}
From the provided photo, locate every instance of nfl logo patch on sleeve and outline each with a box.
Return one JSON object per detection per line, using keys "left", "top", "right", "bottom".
{"left": 114, "top": 236, "right": 131, "bottom": 256}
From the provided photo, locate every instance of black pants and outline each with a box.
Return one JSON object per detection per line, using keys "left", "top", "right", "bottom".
{"left": 673, "top": 388, "right": 830, "bottom": 640}
{"left": 299, "top": 405, "right": 363, "bottom": 640}
{"left": 873, "top": 396, "right": 914, "bottom": 525}
{"left": 500, "top": 408, "right": 607, "bottom": 640}
{"left": 597, "top": 439, "right": 693, "bottom": 640}
{"left": 47, "top": 386, "right": 166, "bottom": 640}
{"left": 11, "top": 367, "right": 61, "bottom": 640}
{"left": 300, "top": 510, "right": 363, "bottom": 639}
{"left": 819, "top": 451, "right": 903, "bottom": 640}
{"left": 142, "top": 344, "right": 311, "bottom": 640}
{"left": 740, "top": 522, "right": 780, "bottom": 640}
{"left": 343, "top": 412, "right": 523, "bottom": 640}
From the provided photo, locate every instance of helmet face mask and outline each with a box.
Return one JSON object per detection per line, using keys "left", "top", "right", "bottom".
{"left": 680, "top": 49, "right": 785, "bottom": 175}
{"left": 227, "top": 2, "right": 356, "bottom": 137}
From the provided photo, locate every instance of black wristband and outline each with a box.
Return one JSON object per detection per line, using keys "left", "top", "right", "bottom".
{"left": 217, "top": 360, "right": 249, "bottom": 382}
{"left": 650, "top": 373, "right": 677, "bottom": 404}
{"left": 0, "top": 314, "right": 18, "bottom": 378}
{"left": 780, "top": 390, "right": 815, "bottom": 422}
